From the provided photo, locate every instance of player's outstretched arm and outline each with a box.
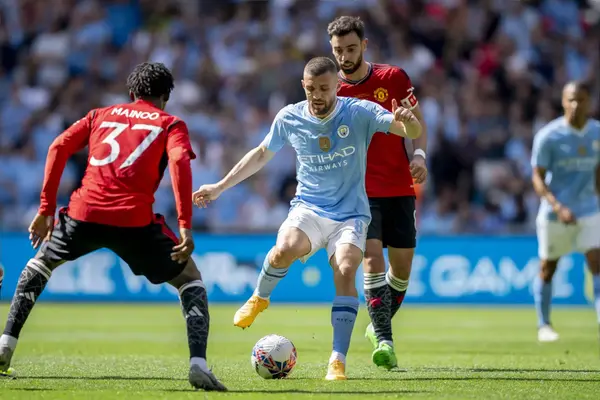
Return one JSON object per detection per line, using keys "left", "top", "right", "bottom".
{"left": 217, "top": 145, "right": 274, "bottom": 191}
{"left": 193, "top": 145, "right": 274, "bottom": 207}
{"left": 389, "top": 99, "right": 421, "bottom": 140}
{"left": 194, "top": 108, "right": 287, "bottom": 207}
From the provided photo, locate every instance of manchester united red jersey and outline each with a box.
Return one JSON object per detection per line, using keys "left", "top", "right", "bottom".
{"left": 338, "top": 63, "right": 418, "bottom": 197}
{"left": 39, "top": 100, "right": 196, "bottom": 228}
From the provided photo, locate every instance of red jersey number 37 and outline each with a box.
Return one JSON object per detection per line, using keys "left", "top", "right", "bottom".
{"left": 90, "top": 122, "right": 164, "bottom": 169}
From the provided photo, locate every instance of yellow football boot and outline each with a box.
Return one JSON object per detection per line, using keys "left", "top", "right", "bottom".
{"left": 325, "top": 359, "right": 347, "bottom": 380}
{"left": 233, "top": 295, "right": 269, "bottom": 328}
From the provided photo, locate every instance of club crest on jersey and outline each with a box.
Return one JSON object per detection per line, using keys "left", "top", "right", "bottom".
{"left": 374, "top": 88, "right": 388, "bottom": 103}
{"left": 578, "top": 146, "right": 586, "bottom": 156}
{"left": 318, "top": 136, "right": 331, "bottom": 152}
{"left": 337, "top": 125, "right": 350, "bottom": 138}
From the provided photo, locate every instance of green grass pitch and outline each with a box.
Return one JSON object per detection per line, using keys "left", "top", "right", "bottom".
{"left": 0, "top": 304, "right": 599, "bottom": 399}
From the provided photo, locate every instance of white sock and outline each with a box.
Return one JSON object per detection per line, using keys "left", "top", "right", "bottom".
{"left": 329, "top": 351, "right": 346, "bottom": 364}
{"left": 190, "top": 357, "right": 208, "bottom": 371}
{"left": 252, "top": 289, "right": 269, "bottom": 300}
{"left": 0, "top": 334, "right": 17, "bottom": 351}
{"left": 381, "top": 340, "right": 394, "bottom": 348}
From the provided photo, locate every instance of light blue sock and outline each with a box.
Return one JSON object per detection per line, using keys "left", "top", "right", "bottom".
{"left": 533, "top": 276, "right": 552, "bottom": 327}
{"left": 331, "top": 296, "right": 359, "bottom": 359}
{"left": 255, "top": 252, "right": 289, "bottom": 299}
{"left": 593, "top": 275, "right": 600, "bottom": 323}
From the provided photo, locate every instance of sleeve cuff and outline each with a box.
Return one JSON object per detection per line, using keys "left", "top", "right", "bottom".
{"left": 382, "top": 114, "right": 395, "bottom": 134}
{"left": 38, "top": 206, "right": 56, "bottom": 217}
{"left": 179, "top": 220, "right": 192, "bottom": 229}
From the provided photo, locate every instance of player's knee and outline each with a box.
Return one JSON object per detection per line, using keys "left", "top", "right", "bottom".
{"left": 169, "top": 258, "right": 202, "bottom": 289}
{"left": 388, "top": 248, "right": 414, "bottom": 280}
{"left": 332, "top": 246, "right": 362, "bottom": 282}
{"left": 332, "top": 260, "right": 359, "bottom": 297}
{"left": 540, "top": 259, "right": 558, "bottom": 282}
{"left": 363, "top": 253, "right": 385, "bottom": 274}
{"left": 269, "top": 243, "right": 302, "bottom": 267}
{"left": 364, "top": 241, "right": 385, "bottom": 273}
{"left": 184, "top": 259, "right": 202, "bottom": 280}
{"left": 335, "top": 261, "right": 358, "bottom": 282}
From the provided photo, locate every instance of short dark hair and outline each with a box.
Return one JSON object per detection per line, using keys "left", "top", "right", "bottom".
{"left": 327, "top": 16, "right": 365, "bottom": 40}
{"left": 126, "top": 62, "right": 174, "bottom": 101}
{"left": 304, "top": 57, "right": 338, "bottom": 77}
{"left": 564, "top": 80, "right": 591, "bottom": 95}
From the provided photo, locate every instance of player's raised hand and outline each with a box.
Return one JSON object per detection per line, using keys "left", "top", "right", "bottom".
{"left": 391, "top": 99, "right": 418, "bottom": 124}
{"left": 192, "top": 183, "right": 223, "bottom": 208}
{"left": 556, "top": 204, "right": 576, "bottom": 224}
{"left": 28, "top": 213, "right": 55, "bottom": 249}
{"left": 171, "top": 227, "right": 195, "bottom": 264}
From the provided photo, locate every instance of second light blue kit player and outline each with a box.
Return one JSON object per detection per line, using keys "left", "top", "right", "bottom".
{"left": 192, "top": 57, "right": 421, "bottom": 380}
{"left": 531, "top": 81, "right": 600, "bottom": 343}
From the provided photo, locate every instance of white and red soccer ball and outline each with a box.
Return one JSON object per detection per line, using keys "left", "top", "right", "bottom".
{"left": 251, "top": 334, "right": 297, "bottom": 379}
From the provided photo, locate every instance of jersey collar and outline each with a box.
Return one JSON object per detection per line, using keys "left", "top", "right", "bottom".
{"left": 563, "top": 117, "right": 589, "bottom": 136}
{"left": 304, "top": 99, "right": 342, "bottom": 125}
{"left": 338, "top": 62, "right": 373, "bottom": 85}
{"left": 134, "top": 99, "right": 162, "bottom": 110}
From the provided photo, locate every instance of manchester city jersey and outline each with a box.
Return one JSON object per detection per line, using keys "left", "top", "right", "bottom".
{"left": 531, "top": 117, "right": 600, "bottom": 220}
{"left": 261, "top": 96, "right": 395, "bottom": 223}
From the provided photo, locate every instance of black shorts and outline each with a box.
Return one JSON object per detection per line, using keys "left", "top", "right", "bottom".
{"left": 367, "top": 196, "right": 417, "bottom": 249}
{"left": 36, "top": 208, "right": 185, "bottom": 284}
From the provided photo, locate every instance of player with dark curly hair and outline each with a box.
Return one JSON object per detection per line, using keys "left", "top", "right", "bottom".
{"left": 126, "top": 61, "right": 175, "bottom": 101}
{"left": 0, "top": 62, "right": 227, "bottom": 391}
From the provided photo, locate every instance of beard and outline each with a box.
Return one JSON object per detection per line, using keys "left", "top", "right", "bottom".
{"left": 311, "top": 101, "right": 333, "bottom": 116}
{"left": 340, "top": 53, "right": 363, "bottom": 75}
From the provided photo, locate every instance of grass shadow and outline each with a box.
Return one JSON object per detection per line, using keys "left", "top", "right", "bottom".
{"left": 162, "top": 389, "right": 427, "bottom": 394}
{"left": 11, "top": 375, "right": 185, "bottom": 381}
{"left": 468, "top": 368, "right": 600, "bottom": 373}
{"left": 352, "top": 376, "right": 600, "bottom": 382}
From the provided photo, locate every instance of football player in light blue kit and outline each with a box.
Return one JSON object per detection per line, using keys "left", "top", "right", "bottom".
{"left": 192, "top": 57, "right": 421, "bottom": 379}
{"left": 531, "top": 81, "right": 600, "bottom": 342}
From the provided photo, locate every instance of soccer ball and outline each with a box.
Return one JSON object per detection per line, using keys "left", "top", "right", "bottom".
{"left": 251, "top": 334, "right": 297, "bottom": 379}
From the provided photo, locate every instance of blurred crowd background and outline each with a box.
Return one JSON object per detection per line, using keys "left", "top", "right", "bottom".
{"left": 0, "top": 0, "right": 598, "bottom": 234}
